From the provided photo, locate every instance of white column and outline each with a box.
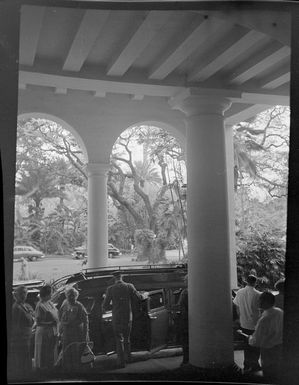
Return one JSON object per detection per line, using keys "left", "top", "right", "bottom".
{"left": 175, "top": 94, "right": 234, "bottom": 368}
{"left": 87, "top": 163, "right": 109, "bottom": 268}
{"left": 225, "top": 123, "right": 238, "bottom": 290}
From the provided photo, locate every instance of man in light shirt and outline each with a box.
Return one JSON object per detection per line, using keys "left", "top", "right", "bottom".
{"left": 233, "top": 275, "right": 262, "bottom": 372}
{"left": 248, "top": 291, "right": 283, "bottom": 382}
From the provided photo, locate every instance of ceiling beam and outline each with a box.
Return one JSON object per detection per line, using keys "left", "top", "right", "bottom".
{"left": 107, "top": 11, "right": 171, "bottom": 77}
{"left": 63, "top": 10, "right": 110, "bottom": 72}
{"left": 19, "top": 70, "right": 184, "bottom": 98}
{"left": 19, "top": 70, "right": 289, "bottom": 106}
{"left": 225, "top": 104, "right": 271, "bottom": 125}
{"left": 188, "top": 29, "right": 267, "bottom": 82}
{"left": 19, "top": 5, "right": 45, "bottom": 66}
{"left": 260, "top": 67, "right": 290, "bottom": 90}
{"left": 236, "top": 92, "right": 288, "bottom": 106}
{"left": 149, "top": 17, "right": 227, "bottom": 80}
{"left": 230, "top": 45, "right": 290, "bottom": 85}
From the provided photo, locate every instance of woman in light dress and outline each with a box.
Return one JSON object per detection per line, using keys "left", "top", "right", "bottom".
{"left": 34, "top": 284, "right": 59, "bottom": 372}
{"left": 58, "top": 286, "right": 89, "bottom": 371}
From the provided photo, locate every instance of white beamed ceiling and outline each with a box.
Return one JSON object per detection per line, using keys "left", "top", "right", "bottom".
{"left": 18, "top": 4, "right": 290, "bottom": 124}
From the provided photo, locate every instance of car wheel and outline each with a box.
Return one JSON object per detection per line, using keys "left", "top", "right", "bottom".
{"left": 27, "top": 256, "right": 33, "bottom": 262}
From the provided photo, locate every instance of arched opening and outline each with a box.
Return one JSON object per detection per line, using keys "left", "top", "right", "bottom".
{"left": 108, "top": 122, "right": 187, "bottom": 264}
{"left": 14, "top": 115, "right": 88, "bottom": 282}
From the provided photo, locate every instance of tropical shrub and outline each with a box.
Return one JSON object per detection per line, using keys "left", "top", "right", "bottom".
{"left": 236, "top": 230, "right": 285, "bottom": 290}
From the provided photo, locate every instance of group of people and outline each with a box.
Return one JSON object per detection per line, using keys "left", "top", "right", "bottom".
{"left": 9, "top": 270, "right": 146, "bottom": 379}
{"left": 233, "top": 274, "right": 285, "bottom": 382}
{"left": 9, "top": 271, "right": 285, "bottom": 381}
{"left": 175, "top": 273, "right": 285, "bottom": 380}
{"left": 9, "top": 284, "right": 89, "bottom": 379}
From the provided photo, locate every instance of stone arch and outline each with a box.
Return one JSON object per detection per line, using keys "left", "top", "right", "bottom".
{"left": 18, "top": 112, "right": 88, "bottom": 162}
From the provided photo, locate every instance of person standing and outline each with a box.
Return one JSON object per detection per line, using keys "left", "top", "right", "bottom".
{"left": 233, "top": 274, "right": 262, "bottom": 372}
{"left": 58, "top": 287, "right": 89, "bottom": 371}
{"left": 248, "top": 291, "right": 283, "bottom": 383}
{"left": 178, "top": 274, "right": 189, "bottom": 366}
{"left": 89, "top": 293, "right": 105, "bottom": 354}
{"left": 34, "top": 284, "right": 59, "bottom": 373}
{"left": 9, "top": 285, "right": 35, "bottom": 379}
{"left": 20, "top": 257, "right": 29, "bottom": 280}
{"left": 102, "top": 271, "right": 144, "bottom": 368}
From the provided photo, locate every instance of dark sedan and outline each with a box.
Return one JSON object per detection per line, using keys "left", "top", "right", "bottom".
{"left": 50, "top": 264, "right": 244, "bottom": 355}
{"left": 12, "top": 265, "right": 244, "bottom": 358}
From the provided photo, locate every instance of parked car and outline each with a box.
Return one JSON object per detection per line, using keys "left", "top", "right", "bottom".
{"left": 72, "top": 246, "right": 87, "bottom": 259}
{"left": 49, "top": 264, "right": 244, "bottom": 355}
{"left": 108, "top": 243, "right": 121, "bottom": 258}
{"left": 72, "top": 243, "right": 121, "bottom": 259}
{"left": 13, "top": 245, "right": 45, "bottom": 262}
{"left": 50, "top": 264, "right": 186, "bottom": 354}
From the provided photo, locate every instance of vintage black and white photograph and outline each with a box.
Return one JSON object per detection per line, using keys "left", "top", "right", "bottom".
{"left": 1, "top": 0, "right": 299, "bottom": 384}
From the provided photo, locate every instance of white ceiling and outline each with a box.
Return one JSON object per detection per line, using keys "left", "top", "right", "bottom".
{"left": 18, "top": 3, "right": 291, "bottom": 124}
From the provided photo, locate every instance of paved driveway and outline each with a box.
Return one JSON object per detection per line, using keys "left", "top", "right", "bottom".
{"left": 13, "top": 251, "right": 182, "bottom": 283}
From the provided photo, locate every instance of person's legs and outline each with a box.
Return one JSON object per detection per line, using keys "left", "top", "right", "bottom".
{"left": 241, "top": 328, "right": 261, "bottom": 370}
{"left": 34, "top": 326, "right": 43, "bottom": 370}
{"left": 113, "top": 326, "right": 125, "bottom": 367}
{"left": 23, "top": 337, "right": 33, "bottom": 375}
{"left": 261, "top": 345, "right": 282, "bottom": 382}
{"left": 9, "top": 339, "right": 31, "bottom": 379}
{"left": 44, "top": 330, "right": 56, "bottom": 370}
{"left": 123, "top": 322, "right": 132, "bottom": 363}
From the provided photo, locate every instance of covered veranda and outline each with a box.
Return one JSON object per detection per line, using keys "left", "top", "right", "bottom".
{"left": 1, "top": 1, "right": 299, "bottom": 383}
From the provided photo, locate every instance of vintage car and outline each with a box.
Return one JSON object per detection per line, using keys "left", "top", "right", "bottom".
{"left": 107, "top": 243, "right": 121, "bottom": 258}
{"left": 10, "top": 264, "right": 243, "bottom": 360}
{"left": 13, "top": 245, "right": 45, "bottom": 262}
{"left": 73, "top": 243, "right": 121, "bottom": 260}
{"left": 50, "top": 264, "right": 244, "bottom": 355}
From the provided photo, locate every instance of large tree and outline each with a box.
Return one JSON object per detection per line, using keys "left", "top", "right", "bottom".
{"left": 15, "top": 119, "right": 87, "bottom": 252}
{"left": 234, "top": 106, "right": 289, "bottom": 197}
{"left": 108, "top": 126, "right": 186, "bottom": 259}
